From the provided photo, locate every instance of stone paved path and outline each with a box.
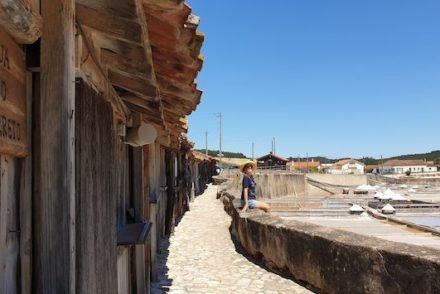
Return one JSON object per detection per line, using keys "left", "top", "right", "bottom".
{"left": 151, "top": 184, "right": 313, "bottom": 294}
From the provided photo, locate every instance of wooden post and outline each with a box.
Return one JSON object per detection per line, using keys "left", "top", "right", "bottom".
{"left": 148, "top": 141, "right": 159, "bottom": 282}
{"left": 132, "top": 147, "right": 148, "bottom": 294}
{"left": 0, "top": 156, "right": 9, "bottom": 293}
{"left": 18, "top": 72, "right": 33, "bottom": 294}
{"left": 36, "top": 0, "right": 75, "bottom": 293}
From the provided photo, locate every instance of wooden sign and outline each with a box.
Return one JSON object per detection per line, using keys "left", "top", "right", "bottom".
{"left": 0, "top": 27, "right": 27, "bottom": 157}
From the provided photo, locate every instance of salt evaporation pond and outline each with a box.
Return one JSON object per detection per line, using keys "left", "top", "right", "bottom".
{"left": 279, "top": 214, "right": 440, "bottom": 249}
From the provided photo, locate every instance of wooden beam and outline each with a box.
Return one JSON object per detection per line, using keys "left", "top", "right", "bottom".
{"left": 76, "top": 3, "right": 143, "bottom": 44}
{"left": 0, "top": 0, "right": 42, "bottom": 44}
{"left": 143, "top": 0, "right": 184, "bottom": 11}
{"left": 121, "top": 95, "right": 160, "bottom": 111}
{"left": 36, "top": 0, "right": 75, "bottom": 292}
{"left": 76, "top": 0, "right": 138, "bottom": 20}
{"left": 101, "top": 48, "right": 152, "bottom": 78}
{"left": 109, "top": 69, "right": 157, "bottom": 100}
{"left": 123, "top": 102, "right": 163, "bottom": 125}
{"left": 76, "top": 25, "right": 130, "bottom": 119}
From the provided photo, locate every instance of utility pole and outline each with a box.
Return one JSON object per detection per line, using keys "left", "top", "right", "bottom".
{"left": 274, "top": 138, "right": 276, "bottom": 155}
{"left": 217, "top": 113, "right": 222, "bottom": 164}
{"left": 252, "top": 142, "right": 255, "bottom": 161}
{"left": 306, "top": 152, "right": 309, "bottom": 173}
{"left": 205, "top": 131, "right": 208, "bottom": 155}
{"left": 381, "top": 155, "right": 384, "bottom": 174}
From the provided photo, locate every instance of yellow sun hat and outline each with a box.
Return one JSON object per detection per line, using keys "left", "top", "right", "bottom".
{"left": 239, "top": 160, "right": 257, "bottom": 173}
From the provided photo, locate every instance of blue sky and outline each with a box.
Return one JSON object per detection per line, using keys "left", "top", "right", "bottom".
{"left": 186, "top": 0, "right": 440, "bottom": 159}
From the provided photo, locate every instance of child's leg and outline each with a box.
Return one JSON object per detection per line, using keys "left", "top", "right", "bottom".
{"left": 256, "top": 201, "right": 271, "bottom": 213}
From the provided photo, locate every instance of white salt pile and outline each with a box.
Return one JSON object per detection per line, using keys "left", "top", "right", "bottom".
{"left": 378, "top": 189, "right": 394, "bottom": 200}
{"left": 382, "top": 204, "right": 396, "bottom": 214}
{"left": 391, "top": 193, "right": 407, "bottom": 201}
{"left": 356, "top": 185, "right": 376, "bottom": 191}
{"left": 379, "top": 188, "right": 407, "bottom": 201}
{"left": 374, "top": 192, "right": 384, "bottom": 199}
{"left": 349, "top": 204, "right": 364, "bottom": 214}
{"left": 350, "top": 204, "right": 364, "bottom": 211}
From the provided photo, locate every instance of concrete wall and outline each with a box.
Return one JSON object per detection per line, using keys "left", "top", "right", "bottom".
{"left": 230, "top": 173, "right": 307, "bottom": 198}
{"left": 306, "top": 184, "right": 333, "bottom": 197}
{"left": 220, "top": 191, "right": 440, "bottom": 294}
{"left": 307, "top": 174, "right": 367, "bottom": 186}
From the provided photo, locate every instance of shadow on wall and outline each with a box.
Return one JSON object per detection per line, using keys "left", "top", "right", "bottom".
{"left": 150, "top": 239, "right": 173, "bottom": 293}
{"left": 227, "top": 222, "right": 321, "bottom": 293}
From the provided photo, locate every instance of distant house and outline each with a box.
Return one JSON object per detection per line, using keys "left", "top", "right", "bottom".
{"left": 327, "top": 159, "right": 365, "bottom": 175}
{"left": 257, "top": 152, "right": 289, "bottom": 169}
{"left": 287, "top": 161, "right": 321, "bottom": 172}
{"left": 381, "top": 159, "right": 438, "bottom": 174}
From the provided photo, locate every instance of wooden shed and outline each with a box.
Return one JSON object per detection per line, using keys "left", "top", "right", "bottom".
{"left": 0, "top": 0, "right": 213, "bottom": 293}
{"left": 256, "top": 152, "right": 289, "bottom": 170}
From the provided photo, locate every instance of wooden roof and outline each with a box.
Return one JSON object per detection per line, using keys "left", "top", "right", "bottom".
{"left": 75, "top": 0, "right": 204, "bottom": 150}
{"left": 256, "top": 153, "right": 289, "bottom": 163}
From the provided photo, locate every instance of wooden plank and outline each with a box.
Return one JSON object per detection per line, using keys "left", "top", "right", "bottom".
{"left": 101, "top": 48, "right": 152, "bottom": 77}
{"left": 123, "top": 102, "right": 163, "bottom": 125}
{"left": 0, "top": 28, "right": 27, "bottom": 157}
{"left": 130, "top": 146, "right": 148, "bottom": 294}
{"left": 36, "top": 0, "right": 75, "bottom": 292}
{"left": 0, "top": 156, "right": 9, "bottom": 293}
{"left": 117, "top": 248, "right": 130, "bottom": 294}
{"left": 109, "top": 69, "right": 157, "bottom": 100}
{"left": 117, "top": 223, "right": 151, "bottom": 246}
{"left": 76, "top": 26, "right": 129, "bottom": 119}
{"left": 75, "top": 80, "right": 118, "bottom": 294}
{"left": 121, "top": 95, "right": 160, "bottom": 111}
{"left": 0, "top": 0, "right": 42, "bottom": 44}
{"left": 164, "top": 150, "right": 175, "bottom": 235}
{"left": 0, "top": 156, "right": 20, "bottom": 294}
{"left": 76, "top": 0, "right": 138, "bottom": 20}
{"left": 76, "top": 4, "right": 143, "bottom": 44}
{"left": 19, "top": 71, "right": 32, "bottom": 294}
{"left": 148, "top": 142, "right": 160, "bottom": 282}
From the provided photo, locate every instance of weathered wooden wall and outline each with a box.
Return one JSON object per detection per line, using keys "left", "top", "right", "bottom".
{"left": 75, "top": 79, "right": 119, "bottom": 294}
{"left": 0, "top": 156, "right": 20, "bottom": 294}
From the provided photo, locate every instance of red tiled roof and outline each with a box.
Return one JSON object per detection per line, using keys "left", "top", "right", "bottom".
{"left": 287, "top": 161, "right": 320, "bottom": 168}
{"left": 383, "top": 159, "right": 428, "bottom": 167}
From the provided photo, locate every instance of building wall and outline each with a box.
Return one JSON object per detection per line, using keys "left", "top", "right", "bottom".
{"left": 75, "top": 79, "right": 122, "bottom": 294}
{"left": 384, "top": 165, "right": 438, "bottom": 174}
{"left": 328, "top": 163, "right": 365, "bottom": 175}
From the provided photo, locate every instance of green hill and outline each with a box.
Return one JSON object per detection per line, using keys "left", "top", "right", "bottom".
{"left": 194, "top": 149, "right": 248, "bottom": 159}
{"left": 288, "top": 150, "right": 440, "bottom": 165}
